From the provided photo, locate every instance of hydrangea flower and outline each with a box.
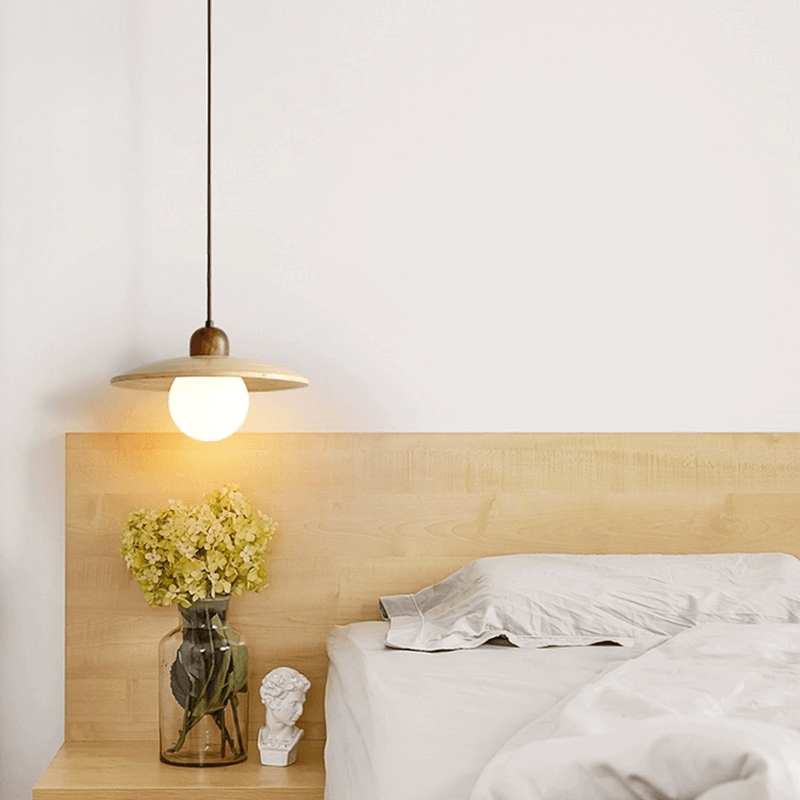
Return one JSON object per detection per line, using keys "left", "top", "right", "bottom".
{"left": 120, "top": 485, "right": 277, "bottom": 607}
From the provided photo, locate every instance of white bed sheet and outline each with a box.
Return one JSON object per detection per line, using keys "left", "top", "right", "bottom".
{"left": 324, "top": 620, "right": 635, "bottom": 800}
{"left": 470, "top": 622, "right": 800, "bottom": 800}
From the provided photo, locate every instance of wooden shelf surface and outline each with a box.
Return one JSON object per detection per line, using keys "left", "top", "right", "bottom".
{"left": 33, "top": 740, "right": 325, "bottom": 800}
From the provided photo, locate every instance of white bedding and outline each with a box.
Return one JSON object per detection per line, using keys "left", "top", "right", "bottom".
{"left": 471, "top": 622, "right": 800, "bottom": 800}
{"left": 324, "top": 621, "right": 633, "bottom": 800}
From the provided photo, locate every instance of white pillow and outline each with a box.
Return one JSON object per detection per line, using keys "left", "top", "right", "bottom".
{"left": 379, "top": 553, "right": 800, "bottom": 651}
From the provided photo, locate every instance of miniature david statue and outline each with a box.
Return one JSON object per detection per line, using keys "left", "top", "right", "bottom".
{"left": 258, "top": 666, "right": 311, "bottom": 766}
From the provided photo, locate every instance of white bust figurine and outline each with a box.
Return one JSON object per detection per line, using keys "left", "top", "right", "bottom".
{"left": 258, "top": 666, "right": 311, "bottom": 766}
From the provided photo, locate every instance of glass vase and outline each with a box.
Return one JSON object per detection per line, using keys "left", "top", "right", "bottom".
{"left": 159, "top": 596, "right": 249, "bottom": 766}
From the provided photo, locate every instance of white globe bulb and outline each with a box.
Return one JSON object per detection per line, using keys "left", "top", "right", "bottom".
{"left": 168, "top": 376, "right": 249, "bottom": 441}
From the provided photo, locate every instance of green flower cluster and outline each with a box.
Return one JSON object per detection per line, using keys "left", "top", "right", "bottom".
{"left": 120, "top": 485, "right": 276, "bottom": 607}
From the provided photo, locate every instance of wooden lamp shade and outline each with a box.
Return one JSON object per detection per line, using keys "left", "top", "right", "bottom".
{"left": 110, "top": 356, "right": 308, "bottom": 393}
{"left": 111, "top": 326, "right": 309, "bottom": 393}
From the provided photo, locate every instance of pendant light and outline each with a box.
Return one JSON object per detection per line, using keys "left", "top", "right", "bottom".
{"left": 111, "top": 0, "right": 308, "bottom": 441}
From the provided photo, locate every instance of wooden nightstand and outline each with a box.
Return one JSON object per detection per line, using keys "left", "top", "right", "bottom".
{"left": 33, "top": 740, "right": 325, "bottom": 799}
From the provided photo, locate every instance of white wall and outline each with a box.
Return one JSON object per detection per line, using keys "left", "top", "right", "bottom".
{"left": 1, "top": 1, "right": 799, "bottom": 797}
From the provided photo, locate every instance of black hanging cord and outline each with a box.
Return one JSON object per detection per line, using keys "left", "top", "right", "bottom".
{"left": 206, "top": 0, "right": 213, "bottom": 328}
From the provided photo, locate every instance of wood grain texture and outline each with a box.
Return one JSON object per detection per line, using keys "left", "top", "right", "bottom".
{"left": 33, "top": 740, "right": 325, "bottom": 799}
{"left": 64, "top": 432, "right": 800, "bottom": 744}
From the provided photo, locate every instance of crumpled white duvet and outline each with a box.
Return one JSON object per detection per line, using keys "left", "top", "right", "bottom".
{"left": 470, "top": 623, "right": 800, "bottom": 800}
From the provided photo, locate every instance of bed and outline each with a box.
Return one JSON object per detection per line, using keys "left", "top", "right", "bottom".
{"left": 324, "top": 554, "right": 800, "bottom": 799}
{"left": 325, "top": 620, "right": 631, "bottom": 799}
{"left": 62, "top": 432, "right": 800, "bottom": 800}
{"left": 470, "top": 621, "right": 800, "bottom": 799}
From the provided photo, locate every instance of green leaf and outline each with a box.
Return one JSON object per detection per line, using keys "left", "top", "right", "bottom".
{"left": 229, "top": 643, "right": 249, "bottom": 694}
{"left": 204, "top": 647, "right": 233, "bottom": 714}
{"left": 169, "top": 656, "right": 193, "bottom": 710}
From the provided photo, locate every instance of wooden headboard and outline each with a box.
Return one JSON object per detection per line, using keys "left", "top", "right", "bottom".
{"left": 66, "top": 432, "right": 800, "bottom": 745}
